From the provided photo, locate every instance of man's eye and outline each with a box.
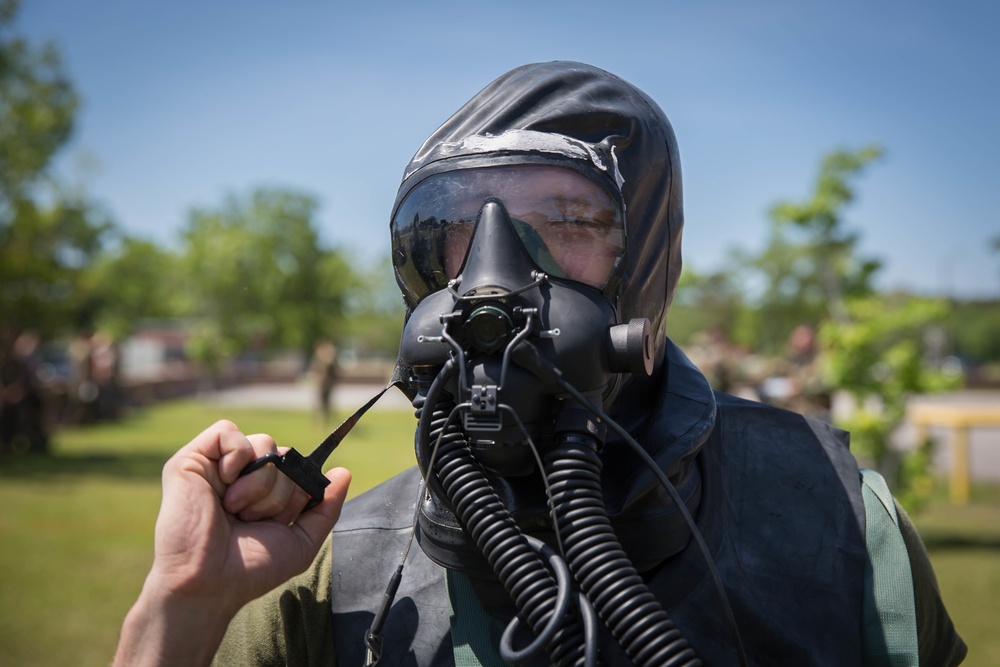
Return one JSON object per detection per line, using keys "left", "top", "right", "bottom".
{"left": 549, "top": 218, "right": 611, "bottom": 237}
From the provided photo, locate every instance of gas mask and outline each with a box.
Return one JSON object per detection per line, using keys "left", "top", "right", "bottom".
{"left": 387, "top": 162, "right": 704, "bottom": 666}
{"left": 394, "top": 163, "right": 653, "bottom": 473}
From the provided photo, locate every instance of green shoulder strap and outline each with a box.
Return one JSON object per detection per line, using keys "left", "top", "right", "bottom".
{"left": 446, "top": 569, "right": 512, "bottom": 667}
{"left": 860, "top": 468, "right": 920, "bottom": 667}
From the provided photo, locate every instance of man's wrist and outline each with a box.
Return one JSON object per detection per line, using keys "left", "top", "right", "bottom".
{"left": 114, "top": 579, "right": 237, "bottom": 667}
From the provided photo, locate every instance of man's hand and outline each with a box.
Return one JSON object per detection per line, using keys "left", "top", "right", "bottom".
{"left": 114, "top": 420, "right": 351, "bottom": 667}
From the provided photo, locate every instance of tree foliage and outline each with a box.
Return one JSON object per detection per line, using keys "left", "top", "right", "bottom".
{"left": 0, "top": 0, "right": 114, "bottom": 339}
{"left": 0, "top": 1, "right": 395, "bottom": 443}
{"left": 668, "top": 267, "right": 745, "bottom": 347}
{"left": 674, "top": 145, "right": 963, "bottom": 510}
{"left": 0, "top": 0, "right": 76, "bottom": 196}
{"left": 1, "top": 194, "right": 114, "bottom": 337}
{"left": 820, "top": 294, "right": 960, "bottom": 508}
{"left": 733, "top": 145, "right": 884, "bottom": 353}
{"left": 79, "top": 236, "right": 186, "bottom": 339}
{"left": 337, "top": 256, "right": 404, "bottom": 360}
{"left": 178, "top": 188, "right": 359, "bottom": 368}
{"left": 949, "top": 299, "right": 1000, "bottom": 365}
{"left": 754, "top": 145, "right": 957, "bottom": 508}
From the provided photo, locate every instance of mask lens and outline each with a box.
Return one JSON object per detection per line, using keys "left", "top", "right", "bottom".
{"left": 391, "top": 165, "right": 624, "bottom": 303}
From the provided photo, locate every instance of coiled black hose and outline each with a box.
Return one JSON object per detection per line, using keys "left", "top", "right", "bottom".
{"left": 544, "top": 432, "right": 702, "bottom": 667}
{"left": 421, "top": 395, "right": 588, "bottom": 666}
{"left": 414, "top": 355, "right": 704, "bottom": 666}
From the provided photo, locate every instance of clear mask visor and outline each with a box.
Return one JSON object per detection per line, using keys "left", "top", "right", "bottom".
{"left": 391, "top": 165, "right": 625, "bottom": 304}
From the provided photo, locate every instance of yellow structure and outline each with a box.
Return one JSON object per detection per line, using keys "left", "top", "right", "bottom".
{"left": 908, "top": 402, "right": 1000, "bottom": 504}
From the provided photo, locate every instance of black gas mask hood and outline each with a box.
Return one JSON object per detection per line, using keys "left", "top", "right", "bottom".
{"left": 381, "top": 62, "right": 721, "bottom": 666}
{"left": 391, "top": 60, "right": 696, "bottom": 552}
{"left": 393, "top": 61, "right": 684, "bottom": 356}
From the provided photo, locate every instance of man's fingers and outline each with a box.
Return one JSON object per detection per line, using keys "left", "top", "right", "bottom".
{"left": 219, "top": 431, "right": 278, "bottom": 485}
{"left": 223, "top": 436, "right": 289, "bottom": 517}
{"left": 163, "top": 420, "right": 243, "bottom": 499}
{"left": 163, "top": 421, "right": 267, "bottom": 497}
{"left": 272, "top": 486, "right": 311, "bottom": 526}
{"left": 166, "top": 420, "right": 347, "bottom": 554}
{"left": 227, "top": 467, "right": 349, "bottom": 583}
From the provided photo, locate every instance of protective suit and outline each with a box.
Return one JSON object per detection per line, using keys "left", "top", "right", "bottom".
{"left": 214, "top": 62, "right": 965, "bottom": 667}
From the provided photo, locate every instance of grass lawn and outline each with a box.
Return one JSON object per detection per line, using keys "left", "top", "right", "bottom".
{"left": 910, "top": 486, "right": 1000, "bottom": 667}
{"left": 0, "top": 398, "right": 417, "bottom": 666}
{"left": 0, "top": 397, "right": 996, "bottom": 665}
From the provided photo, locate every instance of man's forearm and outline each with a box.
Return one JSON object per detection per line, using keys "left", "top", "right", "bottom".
{"left": 114, "top": 584, "right": 236, "bottom": 667}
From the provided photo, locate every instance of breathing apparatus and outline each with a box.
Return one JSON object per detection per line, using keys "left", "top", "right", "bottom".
{"left": 377, "top": 152, "right": 729, "bottom": 666}
{"left": 241, "top": 63, "right": 748, "bottom": 666}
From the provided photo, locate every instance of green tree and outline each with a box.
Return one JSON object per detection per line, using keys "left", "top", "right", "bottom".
{"left": 769, "top": 145, "right": 884, "bottom": 318}
{"left": 0, "top": 0, "right": 114, "bottom": 339}
{"left": 736, "top": 146, "right": 884, "bottom": 353}
{"left": 179, "top": 187, "right": 357, "bottom": 373}
{"left": 79, "top": 236, "right": 186, "bottom": 340}
{"left": 0, "top": 0, "right": 76, "bottom": 196}
{"left": 338, "top": 256, "right": 405, "bottom": 360}
{"left": 668, "top": 266, "right": 746, "bottom": 347}
{"left": 949, "top": 299, "right": 1000, "bottom": 365}
{"left": 761, "top": 145, "right": 957, "bottom": 508}
{"left": 728, "top": 236, "right": 829, "bottom": 354}
{"left": 1, "top": 194, "right": 113, "bottom": 337}
{"left": 820, "top": 294, "right": 960, "bottom": 508}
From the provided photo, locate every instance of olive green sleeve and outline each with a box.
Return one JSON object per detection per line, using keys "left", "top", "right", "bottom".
{"left": 213, "top": 536, "right": 335, "bottom": 667}
{"left": 895, "top": 501, "right": 968, "bottom": 667}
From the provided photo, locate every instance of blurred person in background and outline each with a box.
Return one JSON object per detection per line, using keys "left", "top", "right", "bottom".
{"left": 0, "top": 328, "right": 49, "bottom": 455}
{"left": 309, "top": 338, "right": 339, "bottom": 427}
{"left": 759, "top": 324, "right": 832, "bottom": 421}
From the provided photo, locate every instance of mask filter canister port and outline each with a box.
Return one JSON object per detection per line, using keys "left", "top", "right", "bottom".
{"left": 608, "top": 318, "right": 654, "bottom": 377}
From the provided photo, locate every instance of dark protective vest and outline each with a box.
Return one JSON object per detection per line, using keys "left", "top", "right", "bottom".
{"left": 330, "top": 343, "right": 868, "bottom": 666}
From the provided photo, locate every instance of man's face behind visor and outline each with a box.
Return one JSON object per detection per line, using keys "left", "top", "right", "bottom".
{"left": 392, "top": 165, "right": 625, "bottom": 305}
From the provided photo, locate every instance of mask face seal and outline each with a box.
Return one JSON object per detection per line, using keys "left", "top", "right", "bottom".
{"left": 393, "top": 162, "right": 647, "bottom": 475}
{"left": 397, "top": 188, "right": 651, "bottom": 476}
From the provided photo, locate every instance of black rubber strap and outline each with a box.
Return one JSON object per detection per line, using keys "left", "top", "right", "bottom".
{"left": 238, "top": 379, "right": 403, "bottom": 511}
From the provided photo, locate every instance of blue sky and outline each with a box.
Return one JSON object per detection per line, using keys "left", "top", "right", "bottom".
{"left": 17, "top": 0, "right": 1000, "bottom": 298}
